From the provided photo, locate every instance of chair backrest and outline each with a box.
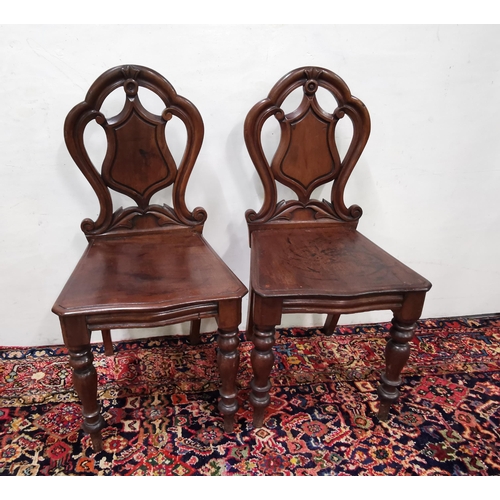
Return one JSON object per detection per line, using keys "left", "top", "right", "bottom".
{"left": 64, "top": 65, "right": 207, "bottom": 239}
{"left": 244, "top": 66, "right": 371, "bottom": 234}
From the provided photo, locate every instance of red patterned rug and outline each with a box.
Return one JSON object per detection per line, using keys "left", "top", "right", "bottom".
{"left": 1, "top": 315, "right": 499, "bottom": 475}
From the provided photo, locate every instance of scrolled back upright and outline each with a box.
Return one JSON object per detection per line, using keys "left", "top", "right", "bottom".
{"left": 244, "top": 66, "right": 371, "bottom": 228}
{"left": 64, "top": 65, "right": 207, "bottom": 239}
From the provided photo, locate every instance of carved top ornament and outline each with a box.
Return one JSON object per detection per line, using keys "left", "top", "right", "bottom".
{"left": 244, "top": 67, "right": 370, "bottom": 230}
{"left": 64, "top": 65, "right": 207, "bottom": 239}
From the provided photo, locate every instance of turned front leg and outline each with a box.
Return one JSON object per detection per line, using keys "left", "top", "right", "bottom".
{"left": 60, "top": 316, "right": 106, "bottom": 452}
{"left": 68, "top": 346, "right": 107, "bottom": 451}
{"left": 377, "top": 317, "right": 417, "bottom": 420}
{"left": 217, "top": 326, "right": 240, "bottom": 432}
{"left": 249, "top": 324, "right": 276, "bottom": 427}
{"left": 216, "top": 299, "right": 242, "bottom": 432}
{"left": 248, "top": 295, "right": 281, "bottom": 428}
{"left": 377, "top": 292, "right": 426, "bottom": 420}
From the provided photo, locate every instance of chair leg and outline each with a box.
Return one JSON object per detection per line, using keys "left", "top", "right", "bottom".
{"left": 377, "top": 292, "right": 425, "bottom": 420}
{"left": 189, "top": 319, "right": 201, "bottom": 345}
{"left": 101, "top": 329, "right": 114, "bottom": 356}
{"left": 377, "top": 318, "right": 416, "bottom": 420}
{"left": 249, "top": 323, "right": 276, "bottom": 428}
{"left": 245, "top": 287, "right": 255, "bottom": 342}
{"left": 249, "top": 295, "right": 282, "bottom": 428}
{"left": 216, "top": 299, "right": 241, "bottom": 432}
{"left": 323, "top": 313, "right": 340, "bottom": 336}
{"left": 68, "top": 346, "right": 106, "bottom": 451}
{"left": 217, "top": 327, "right": 240, "bottom": 432}
{"left": 61, "top": 316, "right": 106, "bottom": 453}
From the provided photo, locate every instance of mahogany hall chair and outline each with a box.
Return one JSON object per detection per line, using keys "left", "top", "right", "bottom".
{"left": 244, "top": 67, "right": 432, "bottom": 427}
{"left": 52, "top": 65, "right": 247, "bottom": 452}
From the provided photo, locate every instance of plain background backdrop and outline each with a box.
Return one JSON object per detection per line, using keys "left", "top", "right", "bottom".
{"left": 1, "top": 23, "right": 499, "bottom": 347}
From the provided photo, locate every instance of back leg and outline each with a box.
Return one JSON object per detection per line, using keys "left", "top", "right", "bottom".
{"left": 101, "top": 329, "right": 114, "bottom": 356}
{"left": 322, "top": 314, "right": 340, "bottom": 336}
{"left": 189, "top": 319, "right": 201, "bottom": 345}
{"left": 245, "top": 287, "right": 255, "bottom": 341}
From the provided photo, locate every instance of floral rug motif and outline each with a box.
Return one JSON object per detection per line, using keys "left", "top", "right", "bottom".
{"left": 0, "top": 315, "right": 499, "bottom": 475}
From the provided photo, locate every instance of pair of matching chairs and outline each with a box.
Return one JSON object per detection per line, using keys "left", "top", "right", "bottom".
{"left": 52, "top": 65, "right": 431, "bottom": 452}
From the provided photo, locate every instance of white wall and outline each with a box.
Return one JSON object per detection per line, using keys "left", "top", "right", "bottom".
{"left": 1, "top": 24, "right": 499, "bottom": 347}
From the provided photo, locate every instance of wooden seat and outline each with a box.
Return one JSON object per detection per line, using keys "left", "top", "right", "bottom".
{"left": 244, "top": 67, "right": 432, "bottom": 427}
{"left": 52, "top": 65, "right": 247, "bottom": 452}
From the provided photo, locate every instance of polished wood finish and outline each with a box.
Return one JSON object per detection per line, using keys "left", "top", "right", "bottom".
{"left": 244, "top": 67, "right": 431, "bottom": 427}
{"left": 53, "top": 65, "right": 247, "bottom": 452}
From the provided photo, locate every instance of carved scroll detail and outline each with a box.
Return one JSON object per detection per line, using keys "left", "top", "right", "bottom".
{"left": 270, "top": 199, "right": 343, "bottom": 222}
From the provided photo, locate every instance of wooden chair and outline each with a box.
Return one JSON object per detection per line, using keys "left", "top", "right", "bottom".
{"left": 244, "top": 67, "right": 432, "bottom": 427}
{"left": 52, "top": 65, "right": 247, "bottom": 452}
